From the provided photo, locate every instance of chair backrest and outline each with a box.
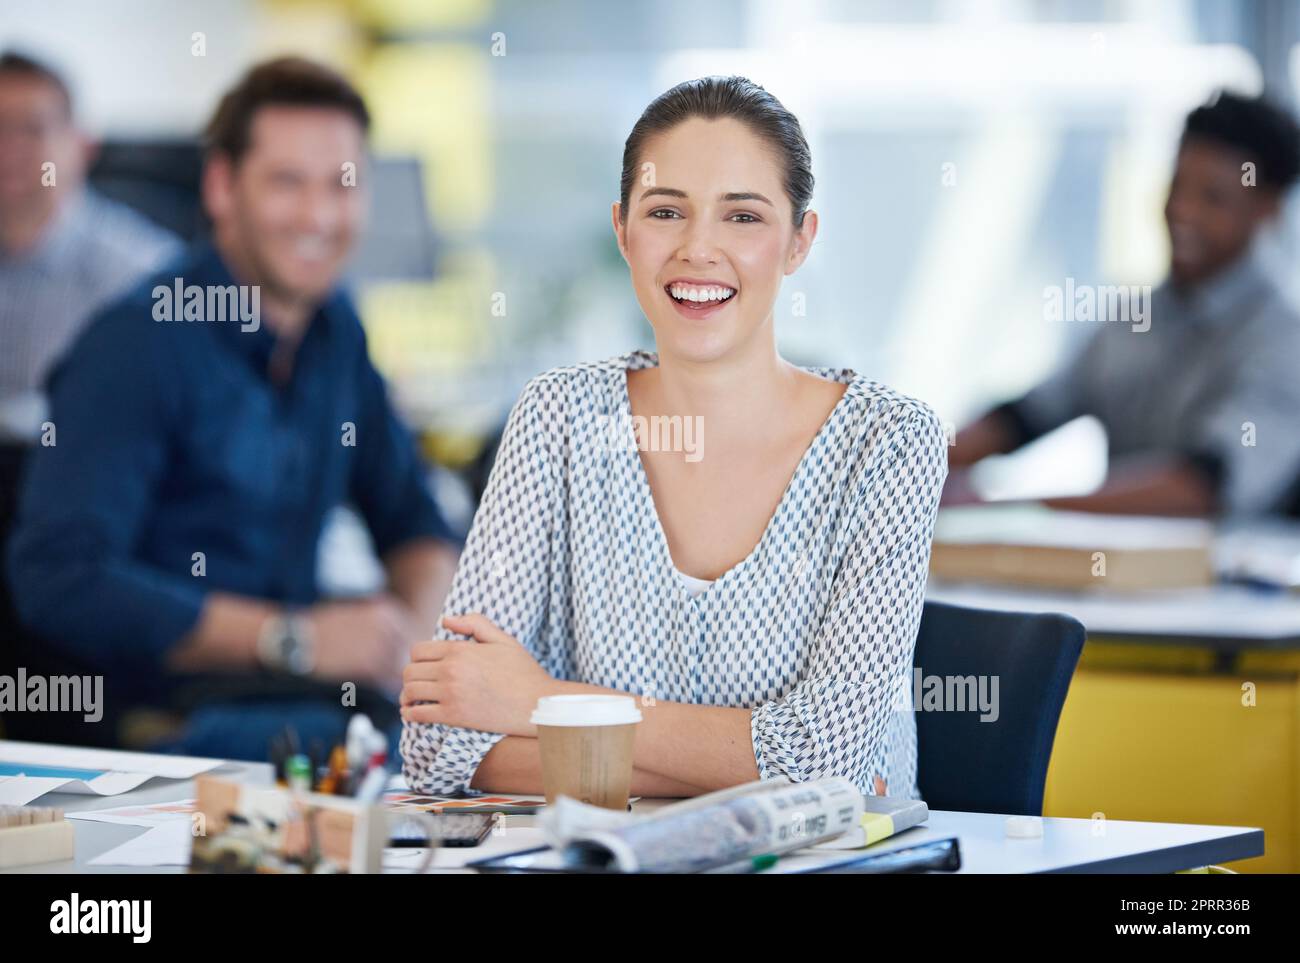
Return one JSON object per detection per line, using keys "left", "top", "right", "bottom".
{"left": 913, "top": 600, "right": 1084, "bottom": 816}
{"left": 88, "top": 141, "right": 438, "bottom": 283}
{"left": 89, "top": 140, "right": 208, "bottom": 242}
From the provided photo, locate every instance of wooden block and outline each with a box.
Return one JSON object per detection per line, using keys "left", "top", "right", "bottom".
{"left": 0, "top": 818, "right": 76, "bottom": 868}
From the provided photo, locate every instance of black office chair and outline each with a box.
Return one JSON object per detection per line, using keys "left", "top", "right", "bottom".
{"left": 89, "top": 140, "right": 209, "bottom": 241}
{"left": 88, "top": 140, "right": 438, "bottom": 281}
{"left": 913, "top": 600, "right": 1085, "bottom": 816}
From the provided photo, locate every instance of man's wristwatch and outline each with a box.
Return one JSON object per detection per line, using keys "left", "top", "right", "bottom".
{"left": 256, "top": 611, "right": 317, "bottom": 676}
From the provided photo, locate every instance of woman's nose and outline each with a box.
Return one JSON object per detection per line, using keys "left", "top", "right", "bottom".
{"left": 676, "top": 220, "right": 721, "bottom": 262}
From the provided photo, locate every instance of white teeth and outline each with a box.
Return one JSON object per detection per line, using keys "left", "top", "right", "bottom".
{"left": 669, "top": 284, "right": 736, "bottom": 303}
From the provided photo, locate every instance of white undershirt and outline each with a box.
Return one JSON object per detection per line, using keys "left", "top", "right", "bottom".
{"left": 676, "top": 567, "right": 714, "bottom": 598}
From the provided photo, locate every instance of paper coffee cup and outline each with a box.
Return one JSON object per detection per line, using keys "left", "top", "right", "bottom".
{"left": 530, "top": 695, "right": 642, "bottom": 811}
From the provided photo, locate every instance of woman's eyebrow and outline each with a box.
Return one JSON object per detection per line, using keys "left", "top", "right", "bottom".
{"left": 640, "top": 186, "right": 688, "bottom": 201}
{"left": 721, "top": 191, "right": 773, "bottom": 206}
{"left": 638, "top": 187, "right": 774, "bottom": 206}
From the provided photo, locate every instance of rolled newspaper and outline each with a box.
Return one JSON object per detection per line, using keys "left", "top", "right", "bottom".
{"left": 539, "top": 776, "right": 865, "bottom": 873}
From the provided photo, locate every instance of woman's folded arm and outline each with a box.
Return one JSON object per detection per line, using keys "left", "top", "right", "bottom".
{"left": 470, "top": 734, "right": 708, "bottom": 798}
{"left": 400, "top": 376, "right": 563, "bottom": 795}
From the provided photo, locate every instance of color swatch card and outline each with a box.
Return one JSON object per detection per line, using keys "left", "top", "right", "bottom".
{"left": 383, "top": 790, "right": 549, "bottom": 815}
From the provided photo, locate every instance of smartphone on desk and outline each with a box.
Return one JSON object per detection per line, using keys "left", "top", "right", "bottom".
{"left": 388, "top": 812, "right": 495, "bottom": 848}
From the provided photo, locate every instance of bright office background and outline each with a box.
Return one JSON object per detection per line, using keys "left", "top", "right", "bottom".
{"left": 5, "top": 0, "right": 1300, "bottom": 508}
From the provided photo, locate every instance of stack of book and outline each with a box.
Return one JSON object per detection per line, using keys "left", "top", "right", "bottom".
{"left": 929, "top": 505, "right": 1214, "bottom": 591}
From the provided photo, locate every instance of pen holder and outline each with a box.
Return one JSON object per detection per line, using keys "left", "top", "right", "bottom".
{"left": 190, "top": 775, "right": 410, "bottom": 874}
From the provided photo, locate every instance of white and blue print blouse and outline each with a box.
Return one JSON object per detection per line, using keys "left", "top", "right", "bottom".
{"left": 401, "top": 350, "right": 948, "bottom": 798}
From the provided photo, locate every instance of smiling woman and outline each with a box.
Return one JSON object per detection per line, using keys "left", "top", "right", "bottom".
{"left": 400, "top": 76, "right": 949, "bottom": 800}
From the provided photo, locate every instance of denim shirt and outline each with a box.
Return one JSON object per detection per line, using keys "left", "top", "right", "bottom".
{"left": 6, "top": 243, "right": 455, "bottom": 680}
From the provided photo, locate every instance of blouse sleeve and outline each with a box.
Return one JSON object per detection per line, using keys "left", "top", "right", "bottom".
{"left": 749, "top": 406, "right": 947, "bottom": 793}
{"left": 400, "top": 375, "right": 564, "bottom": 795}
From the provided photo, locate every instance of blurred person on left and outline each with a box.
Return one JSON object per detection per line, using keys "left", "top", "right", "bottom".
{"left": 0, "top": 51, "right": 179, "bottom": 690}
{"left": 5, "top": 58, "right": 458, "bottom": 758}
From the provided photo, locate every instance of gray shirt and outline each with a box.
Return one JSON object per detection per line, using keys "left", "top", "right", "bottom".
{"left": 0, "top": 188, "right": 180, "bottom": 442}
{"left": 1006, "top": 250, "right": 1300, "bottom": 516}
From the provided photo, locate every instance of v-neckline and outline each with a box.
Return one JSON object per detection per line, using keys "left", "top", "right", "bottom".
{"left": 618, "top": 350, "right": 860, "bottom": 602}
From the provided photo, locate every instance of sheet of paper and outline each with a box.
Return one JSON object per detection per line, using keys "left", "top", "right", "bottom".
{"left": 88, "top": 821, "right": 192, "bottom": 867}
{"left": 934, "top": 505, "right": 1213, "bottom": 550}
{"left": 0, "top": 741, "right": 223, "bottom": 780}
{"left": 0, "top": 772, "right": 156, "bottom": 804}
{"left": 66, "top": 799, "right": 196, "bottom": 828}
{"left": 382, "top": 847, "right": 433, "bottom": 871}
{"left": 0, "top": 776, "right": 69, "bottom": 805}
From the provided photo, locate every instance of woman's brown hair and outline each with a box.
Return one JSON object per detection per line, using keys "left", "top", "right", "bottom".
{"left": 619, "top": 76, "right": 814, "bottom": 227}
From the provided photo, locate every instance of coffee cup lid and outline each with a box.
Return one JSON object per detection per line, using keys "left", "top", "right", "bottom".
{"left": 530, "top": 694, "right": 643, "bottom": 727}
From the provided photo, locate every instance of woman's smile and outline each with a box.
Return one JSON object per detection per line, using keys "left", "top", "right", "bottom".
{"left": 663, "top": 277, "right": 738, "bottom": 320}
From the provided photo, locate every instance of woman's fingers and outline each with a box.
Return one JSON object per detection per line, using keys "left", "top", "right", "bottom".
{"left": 441, "top": 612, "right": 513, "bottom": 645}
{"left": 402, "top": 658, "right": 441, "bottom": 685}
{"left": 400, "top": 701, "right": 446, "bottom": 724}
{"left": 410, "top": 639, "right": 455, "bottom": 662}
{"left": 399, "top": 680, "right": 440, "bottom": 706}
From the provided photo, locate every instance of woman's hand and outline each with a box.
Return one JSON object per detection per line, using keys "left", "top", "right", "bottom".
{"left": 399, "top": 613, "right": 553, "bottom": 736}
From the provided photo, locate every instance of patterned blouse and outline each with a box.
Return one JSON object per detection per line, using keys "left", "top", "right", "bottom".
{"left": 401, "top": 350, "right": 948, "bottom": 798}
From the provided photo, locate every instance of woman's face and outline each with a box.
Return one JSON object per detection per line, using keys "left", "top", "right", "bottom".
{"left": 613, "top": 117, "right": 817, "bottom": 365}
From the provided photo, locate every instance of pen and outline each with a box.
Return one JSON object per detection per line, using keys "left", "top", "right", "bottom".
{"left": 317, "top": 744, "right": 349, "bottom": 795}
{"left": 705, "top": 852, "right": 780, "bottom": 874}
{"left": 286, "top": 754, "right": 312, "bottom": 792}
{"left": 352, "top": 731, "right": 390, "bottom": 803}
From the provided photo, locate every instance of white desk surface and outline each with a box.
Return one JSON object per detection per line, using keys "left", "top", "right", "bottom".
{"left": 2, "top": 753, "right": 1262, "bottom": 874}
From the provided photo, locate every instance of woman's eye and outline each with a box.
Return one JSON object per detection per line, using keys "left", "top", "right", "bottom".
{"left": 730, "top": 212, "right": 760, "bottom": 223}
{"left": 649, "top": 209, "right": 681, "bottom": 219}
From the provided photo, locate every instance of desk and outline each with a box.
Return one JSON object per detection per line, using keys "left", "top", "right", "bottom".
{"left": 2, "top": 759, "right": 271, "bottom": 874}
{"left": 1, "top": 750, "right": 1261, "bottom": 874}
{"left": 927, "top": 579, "right": 1300, "bottom": 873}
{"left": 928, "top": 580, "right": 1300, "bottom": 655}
